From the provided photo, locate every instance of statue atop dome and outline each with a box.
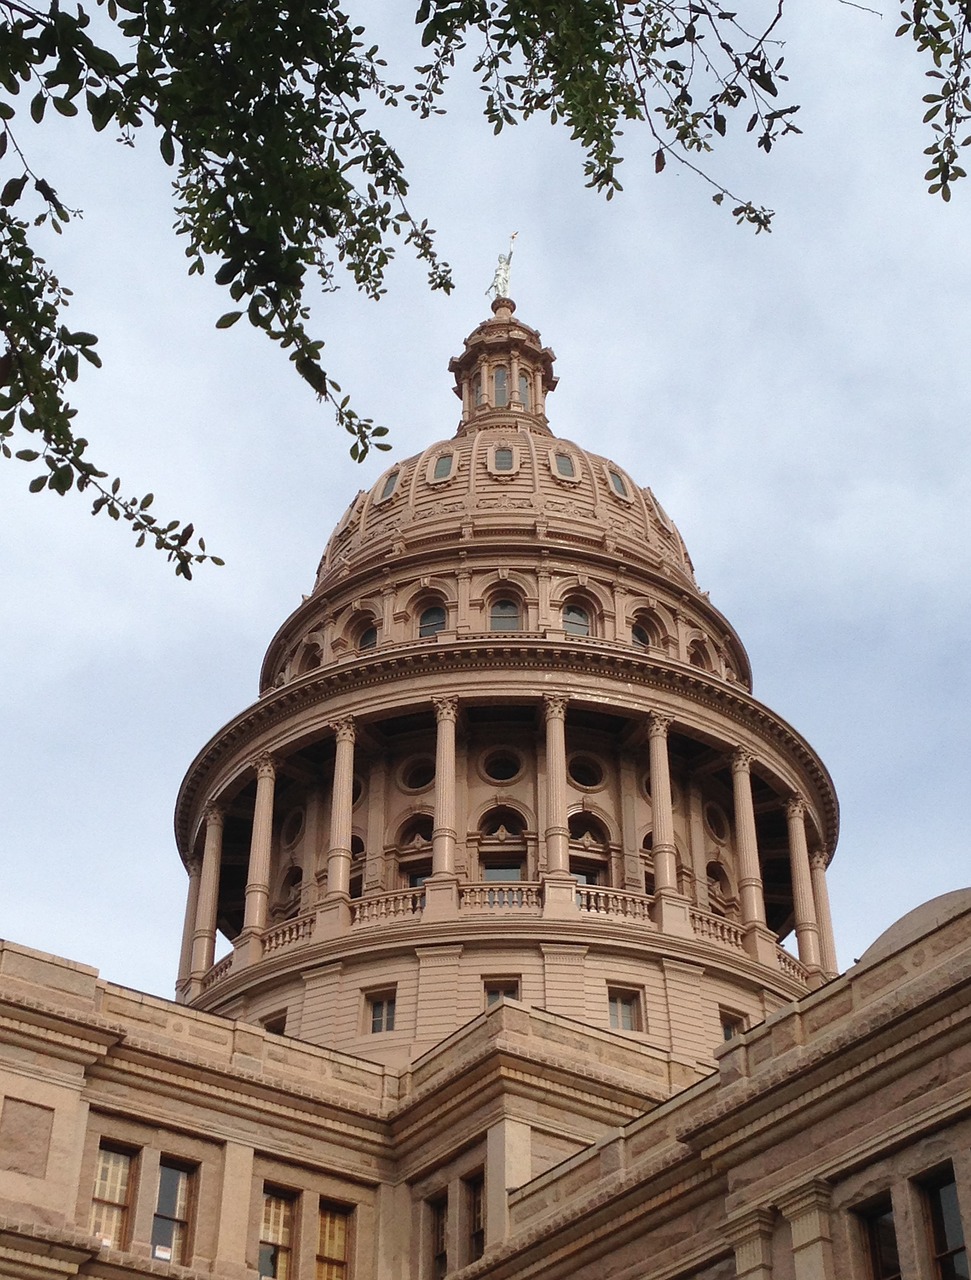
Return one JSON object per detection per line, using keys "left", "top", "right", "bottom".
{"left": 486, "top": 232, "right": 518, "bottom": 298}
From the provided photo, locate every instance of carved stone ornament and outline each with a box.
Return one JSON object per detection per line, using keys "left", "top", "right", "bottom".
{"left": 432, "top": 696, "right": 459, "bottom": 722}
{"left": 543, "top": 693, "right": 568, "bottom": 720}
{"left": 810, "top": 849, "right": 830, "bottom": 871}
{"left": 786, "top": 796, "right": 806, "bottom": 822}
{"left": 648, "top": 712, "right": 673, "bottom": 739}
{"left": 253, "top": 753, "right": 277, "bottom": 781}
{"left": 732, "top": 747, "right": 754, "bottom": 775}
{"left": 330, "top": 718, "right": 356, "bottom": 744}
{"left": 203, "top": 803, "right": 225, "bottom": 830}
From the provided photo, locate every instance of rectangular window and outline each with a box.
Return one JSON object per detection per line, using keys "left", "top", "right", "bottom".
{"left": 494, "top": 446, "right": 514, "bottom": 471}
{"left": 554, "top": 452, "right": 576, "bottom": 478}
{"left": 260, "top": 1189, "right": 295, "bottom": 1279}
{"left": 151, "top": 1160, "right": 193, "bottom": 1264}
{"left": 317, "top": 1201, "right": 351, "bottom": 1280}
{"left": 484, "top": 979, "right": 520, "bottom": 1006}
{"left": 924, "top": 1168, "right": 968, "bottom": 1278}
{"left": 368, "top": 992, "right": 396, "bottom": 1033}
{"left": 90, "top": 1145, "right": 133, "bottom": 1249}
{"left": 433, "top": 454, "right": 453, "bottom": 480}
{"left": 482, "top": 863, "right": 523, "bottom": 882}
{"left": 861, "top": 1199, "right": 902, "bottom": 1280}
{"left": 466, "top": 1174, "right": 485, "bottom": 1263}
{"left": 720, "top": 1010, "right": 746, "bottom": 1041}
{"left": 430, "top": 1195, "right": 448, "bottom": 1280}
{"left": 608, "top": 989, "right": 640, "bottom": 1032}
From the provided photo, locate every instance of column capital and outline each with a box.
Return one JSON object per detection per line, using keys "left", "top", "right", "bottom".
{"left": 253, "top": 753, "right": 277, "bottom": 781}
{"left": 810, "top": 849, "right": 830, "bottom": 871}
{"left": 432, "top": 695, "right": 459, "bottom": 723}
{"left": 648, "top": 712, "right": 673, "bottom": 739}
{"left": 786, "top": 796, "right": 806, "bottom": 821}
{"left": 732, "top": 746, "right": 754, "bottom": 775}
{"left": 203, "top": 803, "right": 225, "bottom": 829}
{"left": 543, "top": 693, "right": 568, "bottom": 721}
{"left": 329, "top": 717, "right": 356, "bottom": 744}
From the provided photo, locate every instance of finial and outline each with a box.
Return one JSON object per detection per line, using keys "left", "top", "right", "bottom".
{"left": 485, "top": 232, "right": 518, "bottom": 300}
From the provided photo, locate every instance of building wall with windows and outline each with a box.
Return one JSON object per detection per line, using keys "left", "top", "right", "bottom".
{"left": 2, "top": 300, "right": 970, "bottom": 1279}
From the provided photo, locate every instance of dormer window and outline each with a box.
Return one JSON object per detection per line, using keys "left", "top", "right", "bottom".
{"left": 608, "top": 469, "right": 630, "bottom": 499}
{"left": 432, "top": 453, "right": 454, "bottom": 481}
{"left": 554, "top": 452, "right": 576, "bottom": 479}
{"left": 494, "top": 448, "right": 514, "bottom": 472}
{"left": 494, "top": 366, "right": 509, "bottom": 408}
{"left": 518, "top": 373, "right": 531, "bottom": 410}
{"left": 378, "top": 470, "right": 399, "bottom": 501}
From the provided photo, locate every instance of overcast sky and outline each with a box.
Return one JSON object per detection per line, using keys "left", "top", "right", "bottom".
{"left": 1, "top": 4, "right": 968, "bottom": 997}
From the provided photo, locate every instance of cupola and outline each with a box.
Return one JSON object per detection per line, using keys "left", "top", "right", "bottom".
{"left": 448, "top": 297, "right": 558, "bottom": 433}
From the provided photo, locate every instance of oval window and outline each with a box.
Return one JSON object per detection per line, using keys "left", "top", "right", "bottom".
{"left": 490, "top": 598, "right": 520, "bottom": 632}
{"left": 563, "top": 603, "right": 591, "bottom": 637}
{"left": 419, "top": 605, "right": 446, "bottom": 637}
{"left": 568, "top": 756, "right": 604, "bottom": 789}
{"left": 402, "top": 758, "right": 435, "bottom": 791}
{"left": 483, "top": 750, "right": 522, "bottom": 782}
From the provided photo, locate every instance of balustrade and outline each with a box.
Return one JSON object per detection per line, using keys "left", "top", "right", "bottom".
{"left": 690, "top": 910, "right": 745, "bottom": 950}
{"left": 460, "top": 883, "right": 543, "bottom": 912}
{"left": 351, "top": 889, "right": 425, "bottom": 926}
{"left": 576, "top": 887, "right": 654, "bottom": 921}
{"left": 262, "top": 913, "right": 315, "bottom": 955}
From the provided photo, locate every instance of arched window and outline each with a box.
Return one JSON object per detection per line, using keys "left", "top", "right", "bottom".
{"left": 569, "top": 813, "right": 610, "bottom": 886}
{"left": 688, "top": 640, "right": 710, "bottom": 670}
{"left": 518, "top": 373, "right": 531, "bottom": 410}
{"left": 398, "top": 816, "right": 433, "bottom": 889}
{"left": 359, "top": 625, "right": 377, "bottom": 650}
{"left": 554, "top": 452, "right": 576, "bottom": 478}
{"left": 489, "top": 598, "right": 521, "bottom": 632}
{"left": 563, "top": 602, "right": 591, "bottom": 637}
{"left": 379, "top": 470, "right": 399, "bottom": 501}
{"left": 478, "top": 806, "right": 527, "bottom": 883}
{"left": 632, "top": 613, "right": 661, "bottom": 649}
{"left": 608, "top": 469, "right": 630, "bottom": 498}
{"left": 419, "top": 605, "right": 446, "bottom": 637}
{"left": 494, "top": 366, "right": 509, "bottom": 407}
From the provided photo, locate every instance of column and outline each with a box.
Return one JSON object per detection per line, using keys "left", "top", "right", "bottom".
{"left": 649, "top": 714, "right": 693, "bottom": 937}
{"left": 176, "top": 856, "right": 202, "bottom": 997}
{"left": 732, "top": 748, "right": 776, "bottom": 965}
{"left": 542, "top": 694, "right": 576, "bottom": 917}
{"left": 778, "top": 1182, "right": 837, "bottom": 1280}
{"left": 727, "top": 1208, "right": 776, "bottom": 1280}
{"left": 431, "top": 696, "right": 458, "bottom": 876}
{"left": 242, "top": 756, "right": 276, "bottom": 932}
{"left": 485, "top": 1119, "right": 532, "bottom": 1246}
{"left": 786, "top": 798, "right": 822, "bottom": 972}
{"left": 325, "top": 719, "right": 356, "bottom": 898}
{"left": 810, "top": 850, "right": 839, "bottom": 977}
{"left": 190, "top": 805, "right": 224, "bottom": 993}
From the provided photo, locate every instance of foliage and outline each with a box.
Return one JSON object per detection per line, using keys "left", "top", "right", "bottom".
{"left": 0, "top": 0, "right": 967, "bottom": 572}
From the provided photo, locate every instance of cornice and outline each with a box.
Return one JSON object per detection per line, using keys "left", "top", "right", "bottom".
{"left": 177, "top": 641, "right": 837, "bottom": 856}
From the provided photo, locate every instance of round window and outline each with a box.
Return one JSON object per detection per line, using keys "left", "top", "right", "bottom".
{"left": 401, "top": 757, "right": 435, "bottom": 792}
{"left": 281, "top": 807, "right": 305, "bottom": 847}
{"left": 704, "top": 802, "right": 729, "bottom": 843}
{"left": 483, "top": 750, "right": 522, "bottom": 783}
{"left": 568, "top": 755, "right": 604, "bottom": 789}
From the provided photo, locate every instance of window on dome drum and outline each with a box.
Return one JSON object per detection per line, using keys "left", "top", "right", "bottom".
{"left": 608, "top": 469, "right": 630, "bottom": 498}
{"left": 430, "top": 1195, "right": 448, "bottom": 1280}
{"left": 482, "top": 862, "right": 523, "bottom": 882}
{"left": 568, "top": 756, "right": 604, "bottom": 789}
{"left": 262, "top": 1011, "right": 287, "bottom": 1035}
{"left": 608, "top": 989, "right": 641, "bottom": 1032}
{"left": 720, "top": 1009, "right": 745, "bottom": 1041}
{"left": 419, "top": 605, "right": 447, "bottom": 637}
{"left": 563, "top": 602, "right": 591, "bottom": 637}
{"left": 518, "top": 372, "right": 531, "bottom": 410}
{"left": 259, "top": 1189, "right": 294, "bottom": 1280}
{"left": 494, "top": 365, "right": 509, "bottom": 407}
{"left": 922, "top": 1167, "right": 968, "bottom": 1278}
{"left": 485, "top": 978, "right": 520, "bottom": 1006}
{"left": 317, "top": 1202, "right": 351, "bottom": 1280}
{"left": 860, "top": 1198, "right": 902, "bottom": 1280}
{"left": 151, "top": 1160, "right": 193, "bottom": 1265}
{"left": 688, "top": 641, "right": 710, "bottom": 670}
{"left": 349, "top": 874, "right": 363, "bottom": 899}
{"left": 494, "top": 446, "right": 514, "bottom": 472}
{"left": 433, "top": 453, "right": 453, "bottom": 480}
{"left": 368, "top": 991, "right": 396, "bottom": 1033}
{"left": 466, "top": 1173, "right": 485, "bottom": 1263}
{"left": 90, "top": 1145, "right": 133, "bottom": 1249}
{"left": 473, "top": 372, "right": 483, "bottom": 406}
{"left": 359, "top": 624, "right": 377, "bottom": 650}
{"left": 379, "top": 470, "right": 398, "bottom": 501}
{"left": 483, "top": 749, "right": 521, "bottom": 782}
{"left": 489, "top": 598, "right": 521, "bottom": 631}
{"left": 402, "top": 757, "right": 435, "bottom": 791}
{"left": 406, "top": 861, "right": 432, "bottom": 889}
{"left": 570, "top": 858, "right": 605, "bottom": 885}
{"left": 554, "top": 452, "right": 576, "bottom": 478}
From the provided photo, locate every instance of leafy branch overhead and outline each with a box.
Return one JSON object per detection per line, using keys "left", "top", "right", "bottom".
{"left": 0, "top": 0, "right": 968, "bottom": 574}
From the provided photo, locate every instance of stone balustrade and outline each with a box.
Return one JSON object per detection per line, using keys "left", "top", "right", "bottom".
{"left": 262, "top": 913, "right": 315, "bottom": 955}
{"left": 576, "top": 887, "right": 654, "bottom": 921}
{"left": 460, "top": 883, "right": 543, "bottom": 912}
{"left": 350, "top": 889, "right": 425, "bottom": 926}
{"left": 690, "top": 910, "right": 746, "bottom": 950}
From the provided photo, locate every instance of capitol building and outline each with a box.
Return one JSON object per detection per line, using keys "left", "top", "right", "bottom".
{"left": 1, "top": 301, "right": 969, "bottom": 1280}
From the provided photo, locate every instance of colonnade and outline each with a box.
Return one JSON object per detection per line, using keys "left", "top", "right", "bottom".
{"left": 178, "top": 696, "right": 839, "bottom": 996}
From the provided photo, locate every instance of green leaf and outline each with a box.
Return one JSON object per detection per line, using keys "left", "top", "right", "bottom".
{"left": 215, "top": 311, "right": 243, "bottom": 329}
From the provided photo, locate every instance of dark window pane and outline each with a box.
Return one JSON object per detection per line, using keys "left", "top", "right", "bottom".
{"left": 494, "top": 447, "right": 514, "bottom": 471}
{"left": 419, "top": 606, "right": 446, "bottom": 637}
{"left": 433, "top": 454, "right": 452, "bottom": 480}
{"left": 494, "top": 367, "right": 509, "bottom": 407}
{"left": 563, "top": 604, "right": 590, "bottom": 636}
{"left": 490, "top": 599, "right": 520, "bottom": 631}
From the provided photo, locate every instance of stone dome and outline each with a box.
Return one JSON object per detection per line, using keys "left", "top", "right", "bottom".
{"left": 174, "top": 301, "right": 840, "bottom": 1075}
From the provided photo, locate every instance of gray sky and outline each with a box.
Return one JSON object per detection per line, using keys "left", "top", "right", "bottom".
{"left": 1, "top": 5, "right": 968, "bottom": 996}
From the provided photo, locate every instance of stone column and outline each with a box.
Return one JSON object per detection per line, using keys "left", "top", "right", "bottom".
{"left": 176, "top": 856, "right": 202, "bottom": 998}
{"left": 810, "top": 850, "right": 839, "bottom": 977}
{"left": 727, "top": 1209, "right": 776, "bottom": 1280}
{"left": 190, "top": 805, "right": 224, "bottom": 994}
{"left": 778, "top": 1182, "right": 837, "bottom": 1280}
{"left": 424, "top": 698, "right": 459, "bottom": 919}
{"left": 325, "top": 719, "right": 356, "bottom": 898}
{"left": 542, "top": 694, "right": 576, "bottom": 917}
{"left": 237, "top": 755, "right": 276, "bottom": 964}
{"left": 732, "top": 748, "right": 776, "bottom": 965}
{"left": 485, "top": 1118, "right": 532, "bottom": 1246}
{"left": 649, "top": 714, "right": 692, "bottom": 937}
{"left": 786, "top": 798, "right": 822, "bottom": 974}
